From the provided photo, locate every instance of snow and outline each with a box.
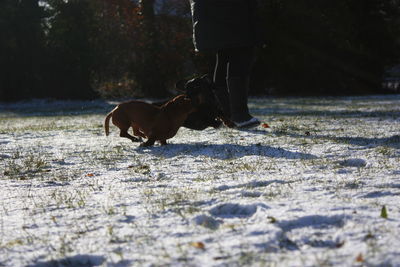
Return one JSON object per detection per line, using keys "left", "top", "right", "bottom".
{"left": 0, "top": 95, "right": 399, "bottom": 266}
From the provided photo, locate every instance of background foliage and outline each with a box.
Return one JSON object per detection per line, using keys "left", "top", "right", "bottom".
{"left": 0, "top": 0, "right": 399, "bottom": 101}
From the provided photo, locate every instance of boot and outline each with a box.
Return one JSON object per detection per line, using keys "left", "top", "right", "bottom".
{"left": 228, "top": 76, "right": 260, "bottom": 128}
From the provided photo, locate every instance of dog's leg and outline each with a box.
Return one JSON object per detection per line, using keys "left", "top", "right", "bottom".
{"left": 132, "top": 124, "right": 146, "bottom": 139}
{"left": 120, "top": 129, "right": 141, "bottom": 142}
{"left": 140, "top": 138, "right": 155, "bottom": 147}
{"left": 111, "top": 109, "right": 141, "bottom": 142}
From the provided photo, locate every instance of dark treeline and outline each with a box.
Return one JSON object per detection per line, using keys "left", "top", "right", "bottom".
{"left": 0, "top": 0, "right": 399, "bottom": 101}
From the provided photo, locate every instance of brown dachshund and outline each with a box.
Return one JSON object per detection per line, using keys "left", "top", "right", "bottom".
{"left": 104, "top": 95, "right": 196, "bottom": 147}
{"left": 153, "top": 75, "right": 235, "bottom": 130}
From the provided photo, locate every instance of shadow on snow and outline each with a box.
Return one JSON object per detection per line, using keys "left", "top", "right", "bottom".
{"left": 273, "top": 131, "right": 400, "bottom": 149}
{"left": 136, "top": 143, "right": 318, "bottom": 160}
{"left": 27, "top": 254, "right": 105, "bottom": 267}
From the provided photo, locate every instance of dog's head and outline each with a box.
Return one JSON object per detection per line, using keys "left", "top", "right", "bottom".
{"left": 176, "top": 74, "right": 217, "bottom": 107}
{"left": 174, "top": 74, "right": 234, "bottom": 129}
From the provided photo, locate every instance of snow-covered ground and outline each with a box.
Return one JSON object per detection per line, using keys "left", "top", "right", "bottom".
{"left": 0, "top": 95, "right": 399, "bottom": 267}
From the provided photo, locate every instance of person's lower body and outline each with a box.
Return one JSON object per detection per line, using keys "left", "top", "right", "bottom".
{"left": 213, "top": 46, "right": 260, "bottom": 128}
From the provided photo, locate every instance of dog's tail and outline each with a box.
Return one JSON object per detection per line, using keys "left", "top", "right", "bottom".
{"left": 104, "top": 108, "right": 116, "bottom": 136}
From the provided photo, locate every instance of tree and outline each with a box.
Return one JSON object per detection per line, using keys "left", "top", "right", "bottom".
{"left": 92, "top": 0, "right": 193, "bottom": 98}
{"left": 43, "top": 0, "right": 98, "bottom": 99}
{"left": 89, "top": 0, "right": 141, "bottom": 98}
{"left": 0, "top": 0, "right": 46, "bottom": 101}
{"left": 132, "top": 0, "right": 192, "bottom": 97}
{"left": 2, "top": 0, "right": 398, "bottom": 101}
{"left": 253, "top": 0, "right": 400, "bottom": 95}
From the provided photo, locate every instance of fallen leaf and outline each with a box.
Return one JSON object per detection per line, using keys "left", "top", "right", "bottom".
{"left": 355, "top": 253, "right": 364, "bottom": 262}
{"left": 190, "top": 242, "right": 205, "bottom": 250}
{"left": 86, "top": 173, "right": 94, "bottom": 177}
{"left": 261, "top": 123, "right": 270, "bottom": 128}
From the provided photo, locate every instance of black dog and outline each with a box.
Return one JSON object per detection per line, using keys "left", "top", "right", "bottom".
{"left": 154, "top": 75, "right": 234, "bottom": 130}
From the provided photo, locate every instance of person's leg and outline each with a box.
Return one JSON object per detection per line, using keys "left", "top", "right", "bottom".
{"left": 226, "top": 46, "right": 260, "bottom": 127}
{"left": 213, "top": 50, "right": 231, "bottom": 117}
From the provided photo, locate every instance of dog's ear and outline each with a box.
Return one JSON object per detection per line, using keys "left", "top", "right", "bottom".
{"left": 175, "top": 79, "right": 187, "bottom": 92}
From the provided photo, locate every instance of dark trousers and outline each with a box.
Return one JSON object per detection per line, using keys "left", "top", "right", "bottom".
{"left": 213, "top": 46, "right": 255, "bottom": 87}
{"left": 212, "top": 46, "right": 255, "bottom": 122}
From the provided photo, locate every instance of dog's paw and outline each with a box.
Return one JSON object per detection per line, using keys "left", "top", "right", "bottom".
{"left": 139, "top": 142, "right": 148, "bottom": 147}
{"left": 139, "top": 140, "right": 155, "bottom": 147}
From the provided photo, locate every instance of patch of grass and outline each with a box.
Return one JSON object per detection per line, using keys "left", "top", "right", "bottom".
{"left": 50, "top": 189, "right": 88, "bottom": 210}
{"left": 344, "top": 180, "right": 363, "bottom": 190}
{"left": 273, "top": 121, "right": 304, "bottom": 135}
{"left": 141, "top": 187, "right": 202, "bottom": 218}
{"left": 0, "top": 239, "right": 24, "bottom": 249}
{"left": 263, "top": 183, "right": 293, "bottom": 200}
{"left": 2, "top": 149, "right": 49, "bottom": 180}
{"left": 0, "top": 115, "right": 103, "bottom": 133}
{"left": 375, "top": 146, "right": 395, "bottom": 156}
{"left": 222, "top": 159, "right": 269, "bottom": 174}
{"left": 237, "top": 251, "right": 264, "bottom": 266}
{"left": 87, "top": 145, "right": 130, "bottom": 169}
{"left": 193, "top": 174, "right": 216, "bottom": 183}
{"left": 236, "top": 162, "right": 257, "bottom": 172}
{"left": 128, "top": 164, "right": 151, "bottom": 175}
